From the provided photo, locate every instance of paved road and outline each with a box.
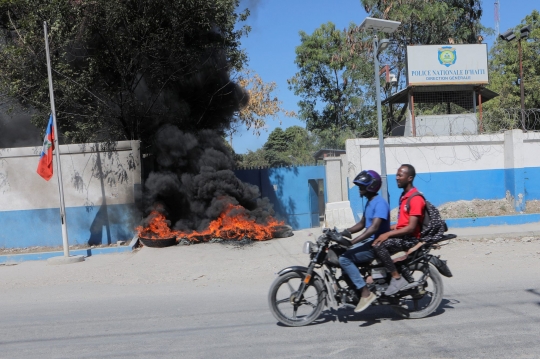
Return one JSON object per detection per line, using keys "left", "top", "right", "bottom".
{"left": 1, "top": 231, "right": 540, "bottom": 358}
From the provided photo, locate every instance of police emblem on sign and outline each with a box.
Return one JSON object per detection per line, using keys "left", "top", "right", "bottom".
{"left": 438, "top": 46, "right": 456, "bottom": 67}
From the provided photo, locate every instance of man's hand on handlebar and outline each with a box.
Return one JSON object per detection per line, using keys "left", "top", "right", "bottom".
{"left": 339, "top": 229, "right": 352, "bottom": 239}
{"left": 328, "top": 231, "right": 352, "bottom": 247}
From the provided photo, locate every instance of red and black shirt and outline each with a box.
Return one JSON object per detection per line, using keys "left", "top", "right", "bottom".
{"left": 397, "top": 188, "right": 426, "bottom": 239}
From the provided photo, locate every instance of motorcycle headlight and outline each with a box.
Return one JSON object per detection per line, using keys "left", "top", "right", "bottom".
{"left": 302, "top": 240, "right": 316, "bottom": 254}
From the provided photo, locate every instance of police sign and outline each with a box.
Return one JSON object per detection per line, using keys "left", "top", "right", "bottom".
{"left": 407, "top": 44, "right": 489, "bottom": 86}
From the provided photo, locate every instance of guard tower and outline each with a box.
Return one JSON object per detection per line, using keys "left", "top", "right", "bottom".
{"left": 383, "top": 44, "right": 498, "bottom": 136}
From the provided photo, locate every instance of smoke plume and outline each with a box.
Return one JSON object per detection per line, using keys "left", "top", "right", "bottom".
{"left": 143, "top": 125, "right": 275, "bottom": 233}
{"left": 141, "top": 46, "right": 276, "bottom": 234}
{"left": 0, "top": 110, "right": 41, "bottom": 148}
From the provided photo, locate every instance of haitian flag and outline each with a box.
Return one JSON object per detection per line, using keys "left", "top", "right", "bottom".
{"left": 37, "top": 115, "right": 55, "bottom": 181}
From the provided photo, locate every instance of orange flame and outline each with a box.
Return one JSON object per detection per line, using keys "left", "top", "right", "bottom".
{"left": 136, "top": 211, "right": 175, "bottom": 239}
{"left": 137, "top": 204, "right": 284, "bottom": 242}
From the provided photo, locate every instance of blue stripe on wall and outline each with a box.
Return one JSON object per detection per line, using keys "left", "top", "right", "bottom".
{"left": 350, "top": 168, "right": 507, "bottom": 216}
{"left": 525, "top": 167, "right": 540, "bottom": 199}
{"left": 235, "top": 166, "right": 326, "bottom": 230}
{"left": 446, "top": 213, "right": 540, "bottom": 228}
{"left": 0, "top": 204, "right": 139, "bottom": 248}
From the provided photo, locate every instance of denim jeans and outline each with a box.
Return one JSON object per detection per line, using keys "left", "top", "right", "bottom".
{"left": 338, "top": 240, "right": 376, "bottom": 290}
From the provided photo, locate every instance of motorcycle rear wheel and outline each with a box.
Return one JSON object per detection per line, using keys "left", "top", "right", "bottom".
{"left": 268, "top": 271, "right": 326, "bottom": 327}
{"left": 393, "top": 264, "right": 443, "bottom": 319}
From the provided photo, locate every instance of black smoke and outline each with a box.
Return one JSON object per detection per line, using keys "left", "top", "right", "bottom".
{"left": 141, "top": 46, "right": 275, "bottom": 234}
{"left": 0, "top": 110, "right": 41, "bottom": 148}
{"left": 143, "top": 125, "right": 275, "bottom": 233}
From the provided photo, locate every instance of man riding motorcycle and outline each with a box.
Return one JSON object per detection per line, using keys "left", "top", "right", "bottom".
{"left": 373, "top": 164, "right": 426, "bottom": 295}
{"left": 339, "top": 170, "right": 390, "bottom": 313}
{"left": 268, "top": 168, "right": 454, "bottom": 326}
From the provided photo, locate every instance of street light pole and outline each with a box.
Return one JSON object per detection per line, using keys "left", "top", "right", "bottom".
{"left": 518, "top": 38, "right": 525, "bottom": 130}
{"left": 373, "top": 35, "right": 389, "bottom": 203}
{"left": 500, "top": 25, "right": 530, "bottom": 131}
{"left": 358, "top": 17, "right": 401, "bottom": 204}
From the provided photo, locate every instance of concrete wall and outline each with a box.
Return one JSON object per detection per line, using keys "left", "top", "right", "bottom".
{"left": 346, "top": 130, "right": 540, "bottom": 221}
{"left": 324, "top": 157, "right": 344, "bottom": 203}
{"left": 234, "top": 165, "right": 326, "bottom": 230}
{"left": 0, "top": 141, "right": 141, "bottom": 248}
{"left": 323, "top": 155, "right": 355, "bottom": 228}
{"left": 406, "top": 113, "right": 478, "bottom": 136}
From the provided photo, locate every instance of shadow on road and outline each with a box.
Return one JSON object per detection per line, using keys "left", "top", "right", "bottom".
{"left": 276, "top": 298, "right": 460, "bottom": 328}
{"left": 525, "top": 288, "right": 540, "bottom": 306}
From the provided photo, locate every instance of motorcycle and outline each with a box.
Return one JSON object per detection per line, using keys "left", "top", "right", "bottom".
{"left": 268, "top": 228, "right": 455, "bottom": 327}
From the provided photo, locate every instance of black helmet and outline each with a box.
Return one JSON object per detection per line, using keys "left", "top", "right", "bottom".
{"left": 353, "top": 170, "right": 382, "bottom": 193}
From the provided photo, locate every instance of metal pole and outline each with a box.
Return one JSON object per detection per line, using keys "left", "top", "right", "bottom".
{"left": 519, "top": 38, "right": 526, "bottom": 131}
{"left": 410, "top": 89, "right": 416, "bottom": 137}
{"left": 373, "top": 36, "right": 389, "bottom": 203}
{"left": 44, "top": 22, "right": 70, "bottom": 257}
{"left": 479, "top": 92, "right": 483, "bottom": 132}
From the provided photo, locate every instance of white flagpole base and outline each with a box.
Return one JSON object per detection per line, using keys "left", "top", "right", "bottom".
{"left": 47, "top": 255, "right": 85, "bottom": 265}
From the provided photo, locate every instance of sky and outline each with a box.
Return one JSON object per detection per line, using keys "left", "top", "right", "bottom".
{"left": 232, "top": 0, "right": 540, "bottom": 154}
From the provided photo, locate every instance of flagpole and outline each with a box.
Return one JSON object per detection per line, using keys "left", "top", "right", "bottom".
{"left": 44, "top": 21, "right": 70, "bottom": 257}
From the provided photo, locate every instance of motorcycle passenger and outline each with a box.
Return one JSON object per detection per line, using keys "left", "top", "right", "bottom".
{"left": 339, "top": 170, "right": 390, "bottom": 313}
{"left": 372, "top": 164, "right": 425, "bottom": 296}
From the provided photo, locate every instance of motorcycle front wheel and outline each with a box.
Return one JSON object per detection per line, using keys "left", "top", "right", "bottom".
{"left": 268, "top": 271, "right": 326, "bottom": 327}
{"left": 393, "top": 264, "right": 443, "bottom": 319}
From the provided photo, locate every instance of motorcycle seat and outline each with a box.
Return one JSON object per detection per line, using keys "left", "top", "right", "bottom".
{"left": 361, "top": 234, "right": 458, "bottom": 268}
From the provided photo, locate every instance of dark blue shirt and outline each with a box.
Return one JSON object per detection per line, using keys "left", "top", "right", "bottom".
{"left": 364, "top": 194, "right": 390, "bottom": 240}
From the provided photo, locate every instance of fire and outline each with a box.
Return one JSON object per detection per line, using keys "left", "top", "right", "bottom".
{"left": 136, "top": 211, "right": 175, "bottom": 239}
{"left": 137, "top": 204, "right": 284, "bottom": 242}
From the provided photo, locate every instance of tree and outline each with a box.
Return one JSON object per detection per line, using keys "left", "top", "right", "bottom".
{"left": 484, "top": 10, "right": 540, "bottom": 130}
{"left": 353, "top": 1, "right": 491, "bottom": 132}
{"left": 288, "top": 22, "right": 374, "bottom": 138}
{"left": 263, "top": 127, "right": 291, "bottom": 166}
{"left": 240, "top": 149, "right": 269, "bottom": 168}
{"left": 233, "top": 70, "right": 294, "bottom": 136}
{"left": 283, "top": 126, "right": 318, "bottom": 164}
{"left": 360, "top": 0, "right": 488, "bottom": 89}
{"left": 313, "top": 128, "right": 356, "bottom": 150}
{"left": 240, "top": 126, "right": 318, "bottom": 167}
{"left": 0, "top": 0, "right": 250, "bottom": 145}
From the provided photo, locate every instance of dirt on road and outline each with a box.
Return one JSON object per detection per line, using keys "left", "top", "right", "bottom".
{"left": 2, "top": 228, "right": 540, "bottom": 291}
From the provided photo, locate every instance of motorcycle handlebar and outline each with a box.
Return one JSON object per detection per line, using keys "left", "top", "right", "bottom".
{"left": 323, "top": 229, "right": 351, "bottom": 247}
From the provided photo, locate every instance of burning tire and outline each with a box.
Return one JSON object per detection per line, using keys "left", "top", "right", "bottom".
{"left": 272, "top": 225, "right": 294, "bottom": 238}
{"left": 138, "top": 236, "right": 177, "bottom": 248}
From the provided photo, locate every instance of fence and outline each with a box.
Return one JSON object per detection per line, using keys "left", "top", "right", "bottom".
{"left": 390, "top": 108, "right": 540, "bottom": 138}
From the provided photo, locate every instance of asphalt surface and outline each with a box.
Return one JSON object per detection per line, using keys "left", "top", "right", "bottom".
{"left": 1, "top": 228, "right": 540, "bottom": 358}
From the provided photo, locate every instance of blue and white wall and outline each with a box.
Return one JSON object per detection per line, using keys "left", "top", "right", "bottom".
{"left": 234, "top": 165, "right": 326, "bottom": 230}
{"left": 346, "top": 130, "right": 540, "bottom": 221}
{"left": 0, "top": 141, "right": 141, "bottom": 248}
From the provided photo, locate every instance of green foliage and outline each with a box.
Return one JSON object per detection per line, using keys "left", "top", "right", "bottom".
{"left": 361, "top": 0, "right": 489, "bottom": 88}
{"left": 312, "top": 128, "right": 356, "bottom": 150}
{"left": 288, "top": 22, "right": 373, "bottom": 137}
{"left": 0, "top": 0, "right": 249, "bottom": 144}
{"left": 240, "top": 149, "right": 269, "bottom": 167}
{"left": 486, "top": 10, "right": 540, "bottom": 115}
{"left": 359, "top": 1, "right": 490, "bottom": 132}
{"left": 289, "top": 3, "right": 489, "bottom": 139}
{"left": 240, "top": 126, "right": 319, "bottom": 167}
